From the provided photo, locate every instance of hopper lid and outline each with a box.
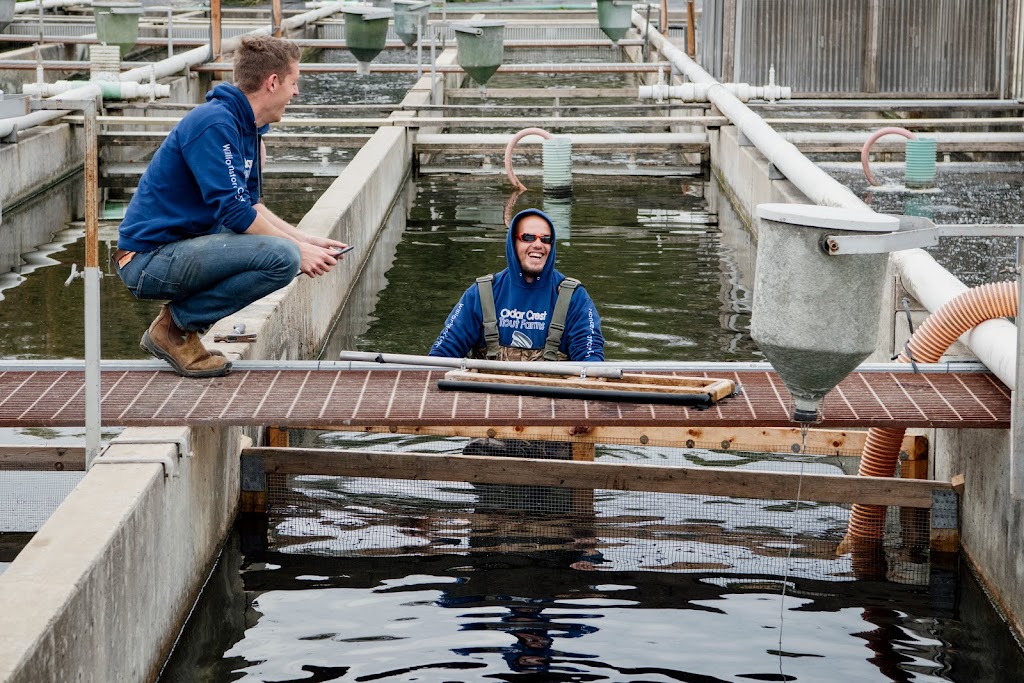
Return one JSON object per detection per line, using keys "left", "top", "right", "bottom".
{"left": 757, "top": 203, "right": 899, "bottom": 232}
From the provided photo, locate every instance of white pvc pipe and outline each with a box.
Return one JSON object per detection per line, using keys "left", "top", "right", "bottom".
{"left": 635, "top": 11, "right": 864, "bottom": 211}
{"left": 634, "top": 11, "right": 1018, "bottom": 393}
{"left": 0, "top": 82, "right": 103, "bottom": 140}
{"left": 14, "top": 0, "right": 91, "bottom": 12}
{"left": 1, "top": 2, "right": 351, "bottom": 140}
{"left": 639, "top": 82, "right": 792, "bottom": 103}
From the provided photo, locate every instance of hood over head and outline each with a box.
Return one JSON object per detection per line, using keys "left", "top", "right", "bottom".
{"left": 505, "top": 208, "right": 557, "bottom": 287}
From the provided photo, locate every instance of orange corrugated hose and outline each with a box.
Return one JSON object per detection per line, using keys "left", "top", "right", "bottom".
{"left": 842, "top": 281, "right": 1018, "bottom": 549}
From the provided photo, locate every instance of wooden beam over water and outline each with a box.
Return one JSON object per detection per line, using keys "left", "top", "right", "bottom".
{"left": 243, "top": 447, "right": 951, "bottom": 508}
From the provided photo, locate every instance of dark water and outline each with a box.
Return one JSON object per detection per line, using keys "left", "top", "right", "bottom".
{"left": 823, "top": 163, "right": 1022, "bottom": 288}
{"left": 338, "top": 174, "right": 752, "bottom": 361}
{"left": 158, "top": 169, "right": 1024, "bottom": 681}
{"left": 2, "top": 72, "right": 1023, "bottom": 679}
{"left": 161, "top": 530, "right": 1024, "bottom": 683}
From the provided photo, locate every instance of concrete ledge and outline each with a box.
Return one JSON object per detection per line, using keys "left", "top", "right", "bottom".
{"left": 0, "top": 426, "right": 243, "bottom": 682}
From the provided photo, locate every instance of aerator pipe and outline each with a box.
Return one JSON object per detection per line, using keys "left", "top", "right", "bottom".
{"left": 892, "top": 250, "right": 1017, "bottom": 388}
{"left": 632, "top": 11, "right": 863, "bottom": 211}
{"left": 841, "top": 281, "right": 1018, "bottom": 548}
{"left": 338, "top": 351, "right": 623, "bottom": 379}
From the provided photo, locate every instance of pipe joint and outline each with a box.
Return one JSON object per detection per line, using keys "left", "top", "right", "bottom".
{"left": 23, "top": 80, "right": 170, "bottom": 100}
{"left": 639, "top": 82, "right": 792, "bottom": 103}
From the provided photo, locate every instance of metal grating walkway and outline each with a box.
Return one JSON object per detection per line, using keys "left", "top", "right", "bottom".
{"left": 0, "top": 368, "right": 1010, "bottom": 429}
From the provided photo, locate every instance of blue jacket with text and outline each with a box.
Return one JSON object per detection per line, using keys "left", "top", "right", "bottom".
{"left": 117, "top": 84, "right": 269, "bottom": 252}
{"left": 429, "top": 209, "right": 604, "bottom": 362}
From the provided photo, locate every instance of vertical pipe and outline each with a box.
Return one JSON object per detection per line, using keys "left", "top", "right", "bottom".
{"left": 210, "top": 0, "right": 222, "bottom": 61}
{"left": 1013, "top": 237, "right": 1024, "bottom": 499}
{"left": 660, "top": 0, "right": 667, "bottom": 36}
{"left": 272, "top": 0, "right": 282, "bottom": 37}
{"left": 83, "top": 99, "right": 101, "bottom": 469}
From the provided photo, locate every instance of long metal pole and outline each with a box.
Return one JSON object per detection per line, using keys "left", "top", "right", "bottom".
{"left": 84, "top": 97, "right": 101, "bottom": 469}
{"left": 338, "top": 351, "right": 623, "bottom": 379}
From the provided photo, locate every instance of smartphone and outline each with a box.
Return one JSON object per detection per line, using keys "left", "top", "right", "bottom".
{"left": 333, "top": 245, "right": 355, "bottom": 257}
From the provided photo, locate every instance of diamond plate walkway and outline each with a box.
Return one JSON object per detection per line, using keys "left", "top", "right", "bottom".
{"left": 0, "top": 365, "right": 1010, "bottom": 429}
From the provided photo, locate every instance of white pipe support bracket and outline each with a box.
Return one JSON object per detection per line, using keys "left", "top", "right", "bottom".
{"left": 92, "top": 436, "right": 193, "bottom": 478}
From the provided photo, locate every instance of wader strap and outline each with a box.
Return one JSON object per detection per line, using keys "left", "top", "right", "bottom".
{"left": 476, "top": 274, "right": 499, "bottom": 360}
{"left": 543, "top": 277, "right": 580, "bottom": 361}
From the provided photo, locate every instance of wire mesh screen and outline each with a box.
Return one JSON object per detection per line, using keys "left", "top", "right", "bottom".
{"left": 263, "top": 429, "right": 932, "bottom": 585}
{"left": 0, "top": 458, "right": 83, "bottom": 534}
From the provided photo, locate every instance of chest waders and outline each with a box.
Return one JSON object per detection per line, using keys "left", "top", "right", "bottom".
{"left": 473, "top": 274, "right": 580, "bottom": 362}
{"left": 463, "top": 274, "right": 580, "bottom": 474}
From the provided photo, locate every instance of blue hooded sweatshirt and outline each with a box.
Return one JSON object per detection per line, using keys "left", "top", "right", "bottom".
{"left": 117, "top": 84, "right": 270, "bottom": 252}
{"left": 429, "top": 209, "right": 604, "bottom": 362}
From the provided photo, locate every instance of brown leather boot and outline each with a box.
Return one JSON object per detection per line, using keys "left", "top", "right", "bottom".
{"left": 141, "top": 305, "right": 231, "bottom": 378}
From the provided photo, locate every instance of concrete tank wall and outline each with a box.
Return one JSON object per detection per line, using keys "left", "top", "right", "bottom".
{"left": 0, "top": 426, "right": 242, "bottom": 682}
{"left": 0, "top": 74, "right": 421, "bottom": 681}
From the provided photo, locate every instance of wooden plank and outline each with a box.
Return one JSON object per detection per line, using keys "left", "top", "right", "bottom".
{"left": 243, "top": 447, "right": 954, "bottom": 508}
{"left": 443, "top": 370, "right": 734, "bottom": 399}
{"left": 0, "top": 445, "right": 86, "bottom": 471}
{"left": 343, "top": 425, "right": 923, "bottom": 458}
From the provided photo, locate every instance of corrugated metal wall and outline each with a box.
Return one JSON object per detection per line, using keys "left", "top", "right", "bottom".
{"left": 700, "top": 0, "right": 1012, "bottom": 98}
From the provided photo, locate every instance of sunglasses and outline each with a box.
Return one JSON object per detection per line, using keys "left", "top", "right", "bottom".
{"left": 517, "top": 233, "right": 553, "bottom": 244}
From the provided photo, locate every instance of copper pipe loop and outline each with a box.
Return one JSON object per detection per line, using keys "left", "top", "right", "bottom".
{"left": 845, "top": 281, "right": 1018, "bottom": 546}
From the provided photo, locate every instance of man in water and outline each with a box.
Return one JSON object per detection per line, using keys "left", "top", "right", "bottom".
{"left": 114, "top": 34, "right": 347, "bottom": 378}
{"left": 429, "top": 208, "right": 603, "bottom": 363}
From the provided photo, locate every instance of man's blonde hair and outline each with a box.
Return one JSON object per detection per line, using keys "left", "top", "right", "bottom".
{"left": 233, "top": 35, "right": 300, "bottom": 93}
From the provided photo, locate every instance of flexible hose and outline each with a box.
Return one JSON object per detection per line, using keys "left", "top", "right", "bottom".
{"left": 504, "top": 127, "right": 553, "bottom": 191}
{"left": 861, "top": 127, "right": 916, "bottom": 187}
{"left": 842, "top": 281, "right": 1018, "bottom": 549}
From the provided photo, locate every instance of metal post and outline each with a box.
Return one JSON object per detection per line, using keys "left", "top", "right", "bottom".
{"left": 430, "top": 28, "right": 437, "bottom": 106}
{"left": 416, "top": 18, "right": 423, "bottom": 79}
{"left": 34, "top": 96, "right": 104, "bottom": 467}
{"left": 167, "top": 7, "right": 174, "bottom": 59}
{"left": 1012, "top": 237, "right": 1024, "bottom": 498}
{"left": 210, "top": 0, "right": 222, "bottom": 61}
{"left": 83, "top": 99, "right": 101, "bottom": 468}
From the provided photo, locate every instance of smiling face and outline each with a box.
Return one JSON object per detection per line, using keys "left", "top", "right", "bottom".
{"left": 514, "top": 214, "right": 553, "bottom": 282}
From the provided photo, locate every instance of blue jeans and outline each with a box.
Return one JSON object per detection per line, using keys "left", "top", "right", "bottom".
{"left": 116, "top": 229, "right": 301, "bottom": 332}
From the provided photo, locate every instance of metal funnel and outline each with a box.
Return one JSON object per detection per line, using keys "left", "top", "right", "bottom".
{"left": 750, "top": 204, "right": 899, "bottom": 422}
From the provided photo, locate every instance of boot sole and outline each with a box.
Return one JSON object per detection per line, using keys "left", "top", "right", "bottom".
{"left": 141, "top": 331, "right": 232, "bottom": 378}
